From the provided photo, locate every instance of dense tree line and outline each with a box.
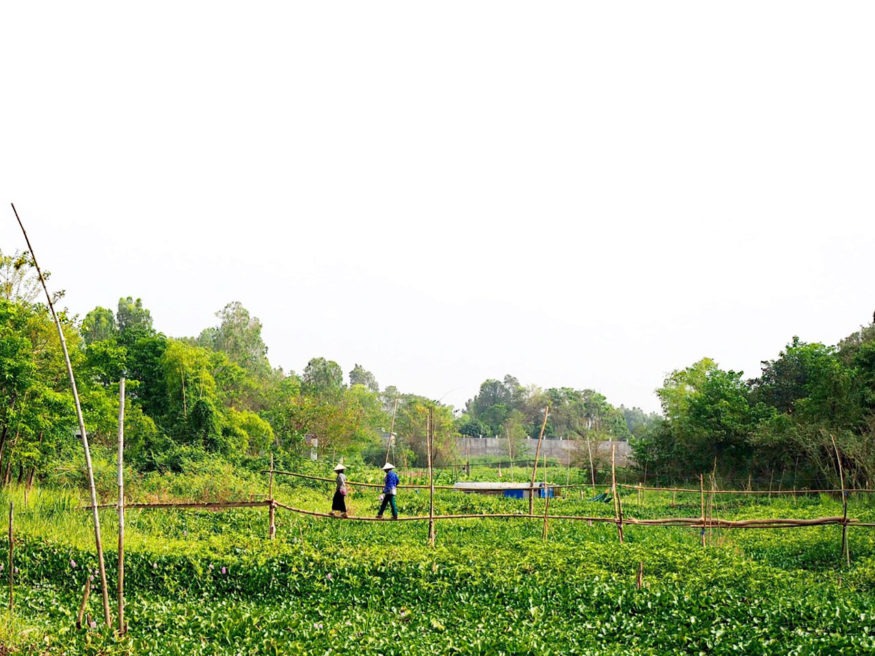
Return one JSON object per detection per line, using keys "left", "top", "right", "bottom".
{"left": 1, "top": 248, "right": 654, "bottom": 486}
{"left": 5, "top": 250, "right": 578, "bottom": 482}
{"left": 457, "top": 375, "right": 653, "bottom": 441}
{"left": 8, "top": 246, "right": 867, "bottom": 491}
{"left": 634, "top": 326, "right": 875, "bottom": 488}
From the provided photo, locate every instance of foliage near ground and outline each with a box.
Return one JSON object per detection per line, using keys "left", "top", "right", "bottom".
{"left": 1, "top": 471, "right": 874, "bottom": 655}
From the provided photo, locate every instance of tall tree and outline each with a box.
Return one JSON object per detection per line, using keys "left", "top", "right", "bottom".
{"left": 117, "top": 297, "right": 154, "bottom": 342}
{"left": 0, "top": 249, "right": 46, "bottom": 303}
{"left": 349, "top": 363, "right": 379, "bottom": 393}
{"left": 302, "top": 357, "right": 345, "bottom": 400}
{"left": 198, "top": 301, "right": 271, "bottom": 377}
{"left": 80, "top": 307, "right": 118, "bottom": 345}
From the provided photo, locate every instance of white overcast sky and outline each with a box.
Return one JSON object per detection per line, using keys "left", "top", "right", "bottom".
{"left": 2, "top": 2, "right": 873, "bottom": 415}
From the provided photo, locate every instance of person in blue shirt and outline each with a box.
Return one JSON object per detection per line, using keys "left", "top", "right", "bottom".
{"left": 376, "top": 462, "right": 399, "bottom": 520}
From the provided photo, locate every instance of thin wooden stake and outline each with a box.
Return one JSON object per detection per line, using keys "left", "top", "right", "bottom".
{"left": 529, "top": 407, "right": 550, "bottom": 516}
{"left": 709, "top": 471, "right": 717, "bottom": 546}
{"left": 542, "top": 491, "right": 551, "bottom": 541}
{"left": 831, "top": 435, "right": 851, "bottom": 566}
{"left": 586, "top": 437, "right": 596, "bottom": 487}
{"left": 611, "top": 443, "right": 624, "bottom": 544}
{"left": 8, "top": 502, "right": 13, "bottom": 612}
{"left": 11, "top": 204, "right": 111, "bottom": 626}
{"left": 268, "top": 454, "right": 276, "bottom": 540}
{"left": 117, "top": 377, "right": 126, "bottom": 635}
{"left": 700, "top": 474, "right": 706, "bottom": 547}
{"left": 427, "top": 406, "right": 436, "bottom": 547}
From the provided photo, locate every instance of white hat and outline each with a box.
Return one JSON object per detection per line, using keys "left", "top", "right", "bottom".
{"left": 382, "top": 462, "right": 394, "bottom": 470}
{"left": 333, "top": 464, "right": 346, "bottom": 472}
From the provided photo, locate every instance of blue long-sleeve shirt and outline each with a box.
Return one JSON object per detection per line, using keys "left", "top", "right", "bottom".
{"left": 383, "top": 470, "right": 399, "bottom": 495}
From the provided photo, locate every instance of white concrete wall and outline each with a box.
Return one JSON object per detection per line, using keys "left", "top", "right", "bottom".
{"left": 455, "top": 437, "right": 632, "bottom": 467}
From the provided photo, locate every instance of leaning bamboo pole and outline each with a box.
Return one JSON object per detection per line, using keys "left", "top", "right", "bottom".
{"left": 11, "top": 203, "right": 111, "bottom": 627}
{"left": 117, "top": 377, "right": 126, "bottom": 634}
{"left": 529, "top": 407, "right": 550, "bottom": 516}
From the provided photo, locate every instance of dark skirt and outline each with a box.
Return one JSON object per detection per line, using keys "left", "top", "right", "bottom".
{"left": 332, "top": 491, "right": 346, "bottom": 513}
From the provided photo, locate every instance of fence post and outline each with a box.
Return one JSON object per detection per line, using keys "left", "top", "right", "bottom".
{"left": 117, "top": 377, "right": 126, "bottom": 634}
{"left": 427, "top": 406, "right": 436, "bottom": 547}
{"left": 700, "top": 474, "right": 706, "bottom": 547}
{"left": 611, "top": 443, "right": 624, "bottom": 544}
{"left": 529, "top": 408, "right": 550, "bottom": 516}
{"left": 831, "top": 435, "right": 850, "bottom": 567}
{"left": 268, "top": 455, "right": 276, "bottom": 540}
{"left": 8, "top": 501, "right": 13, "bottom": 612}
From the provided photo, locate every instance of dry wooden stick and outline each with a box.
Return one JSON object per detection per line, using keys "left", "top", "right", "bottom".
{"left": 117, "top": 377, "right": 126, "bottom": 635}
{"left": 268, "top": 454, "right": 276, "bottom": 540}
{"left": 8, "top": 502, "right": 13, "bottom": 612}
{"left": 529, "top": 407, "right": 550, "bottom": 516}
{"left": 427, "top": 406, "right": 436, "bottom": 547}
{"left": 699, "top": 474, "right": 706, "bottom": 547}
{"left": 11, "top": 203, "right": 111, "bottom": 627}
{"left": 88, "top": 500, "right": 271, "bottom": 510}
{"left": 611, "top": 443, "right": 624, "bottom": 544}
{"left": 831, "top": 434, "right": 851, "bottom": 567}
{"left": 542, "top": 493, "right": 551, "bottom": 541}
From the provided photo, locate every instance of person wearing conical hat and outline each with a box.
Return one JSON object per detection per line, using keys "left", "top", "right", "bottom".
{"left": 330, "top": 464, "right": 348, "bottom": 518}
{"left": 376, "top": 462, "right": 399, "bottom": 520}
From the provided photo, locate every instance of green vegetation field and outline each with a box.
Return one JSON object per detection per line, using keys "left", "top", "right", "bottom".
{"left": 2, "top": 466, "right": 875, "bottom": 656}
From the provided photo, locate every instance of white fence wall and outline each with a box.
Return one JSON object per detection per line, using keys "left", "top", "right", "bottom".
{"left": 455, "top": 437, "right": 632, "bottom": 467}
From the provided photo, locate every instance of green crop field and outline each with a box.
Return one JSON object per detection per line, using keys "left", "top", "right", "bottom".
{"left": 2, "top": 473, "right": 875, "bottom": 655}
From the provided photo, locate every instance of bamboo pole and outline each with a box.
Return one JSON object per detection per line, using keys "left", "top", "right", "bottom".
{"left": 8, "top": 502, "right": 13, "bottom": 612}
{"left": 89, "top": 500, "right": 270, "bottom": 511}
{"left": 427, "top": 406, "right": 436, "bottom": 546}
{"left": 529, "top": 407, "right": 550, "bottom": 516}
{"left": 586, "top": 437, "right": 595, "bottom": 488}
{"left": 269, "top": 501, "right": 859, "bottom": 527}
{"left": 611, "top": 442, "right": 624, "bottom": 544}
{"left": 117, "top": 377, "right": 126, "bottom": 634}
{"left": 268, "top": 454, "right": 276, "bottom": 540}
{"left": 542, "top": 492, "right": 551, "bottom": 541}
{"left": 700, "top": 474, "right": 706, "bottom": 547}
{"left": 709, "top": 471, "right": 717, "bottom": 546}
{"left": 617, "top": 483, "right": 874, "bottom": 496}
{"left": 831, "top": 435, "right": 850, "bottom": 566}
{"left": 11, "top": 203, "right": 112, "bottom": 627}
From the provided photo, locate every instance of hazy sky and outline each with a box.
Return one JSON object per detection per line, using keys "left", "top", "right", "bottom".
{"left": 2, "top": 3, "right": 873, "bottom": 414}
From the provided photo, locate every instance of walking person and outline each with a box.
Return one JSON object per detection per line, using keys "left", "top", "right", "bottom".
{"left": 331, "top": 464, "right": 348, "bottom": 518}
{"left": 376, "top": 462, "right": 399, "bottom": 520}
